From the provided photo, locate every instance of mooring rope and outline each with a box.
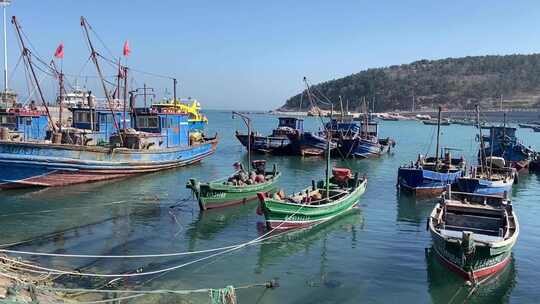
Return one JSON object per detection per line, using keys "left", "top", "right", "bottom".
{"left": 0, "top": 204, "right": 305, "bottom": 278}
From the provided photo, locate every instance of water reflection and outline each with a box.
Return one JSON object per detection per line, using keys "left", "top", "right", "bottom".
{"left": 426, "top": 248, "right": 516, "bottom": 304}
{"left": 255, "top": 209, "right": 363, "bottom": 273}
{"left": 185, "top": 203, "right": 257, "bottom": 251}
{"left": 396, "top": 191, "right": 437, "bottom": 227}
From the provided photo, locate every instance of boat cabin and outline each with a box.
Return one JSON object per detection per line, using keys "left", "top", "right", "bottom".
{"left": 272, "top": 117, "right": 303, "bottom": 137}
{"left": 130, "top": 107, "right": 189, "bottom": 149}
{"left": 326, "top": 119, "right": 379, "bottom": 138}
{"left": 70, "top": 107, "right": 131, "bottom": 145}
{"left": 0, "top": 108, "right": 48, "bottom": 141}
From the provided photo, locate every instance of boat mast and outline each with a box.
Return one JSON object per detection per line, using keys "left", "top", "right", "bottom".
{"left": 80, "top": 16, "right": 122, "bottom": 145}
{"left": 1, "top": 0, "right": 9, "bottom": 93}
{"left": 326, "top": 104, "right": 332, "bottom": 199}
{"left": 434, "top": 106, "right": 442, "bottom": 162}
{"left": 50, "top": 61, "right": 64, "bottom": 133}
{"left": 476, "top": 105, "right": 486, "bottom": 176}
{"left": 363, "top": 97, "right": 368, "bottom": 139}
{"left": 173, "top": 78, "right": 177, "bottom": 103}
{"left": 11, "top": 16, "right": 56, "bottom": 132}
{"left": 123, "top": 66, "right": 128, "bottom": 130}
{"left": 232, "top": 111, "right": 251, "bottom": 168}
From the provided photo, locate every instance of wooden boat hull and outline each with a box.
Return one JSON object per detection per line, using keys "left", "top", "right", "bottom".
{"left": 431, "top": 245, "right": 512, "bottom": 280}
{"left": 0, "top": 139, "right": 218, "bottom": 188}
{"left": 428, "top": 197, "right": 519, "bottom": 281}
{"left": 397, "top": 167, "right": 464, "bottom": 196}
{"left": 288, "top": 131, "right": 333, "bottom": 157}
{"left": 336, "top": 138, "right": 393, "bottom": 158}
{"left": 187, "top": 172, "right": 281, "bottom": 211}
{"left": 259, "top": 178, "right": 367, "bottom": 230}
{"left": 235, "top": 133, "right": 292, "bottom": 155}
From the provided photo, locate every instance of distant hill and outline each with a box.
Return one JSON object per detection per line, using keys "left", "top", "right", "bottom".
{"left": 281, "top": 54, "right": 540, "bottom": 112}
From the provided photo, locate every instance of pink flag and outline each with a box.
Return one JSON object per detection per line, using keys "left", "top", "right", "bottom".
{"left": 54, "top": 42, "right": 64, "bottom": 59}
{"left": 123, "top": 40, "right": 130, "bottom": 57}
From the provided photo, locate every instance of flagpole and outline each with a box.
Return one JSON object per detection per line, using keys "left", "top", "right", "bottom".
{"left": 1, "top": 0, "right": 10, "bottom": 93}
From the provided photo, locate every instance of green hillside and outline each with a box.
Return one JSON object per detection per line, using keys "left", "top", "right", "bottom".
{"left": 282, "top": 54, "right": 540, "bottom": 112}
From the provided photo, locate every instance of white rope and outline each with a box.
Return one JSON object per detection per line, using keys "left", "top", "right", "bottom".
{"left": 0, "top": 204, "right": 304, "bottom": 278}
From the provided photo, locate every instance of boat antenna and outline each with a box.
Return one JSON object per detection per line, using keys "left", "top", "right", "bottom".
{"left": 232, "top": 111, "right": 252, "bottom": 168}
{"left": 435, "top": 106, "right": 442, "bottom": 163}
{"left": 80, "top": 16, "right": 123, "bottom": 146}
{"left": 11, "top": 16, "right": 56, "bottom": 132}
{"left": 1, "top": 0, "right": 9, "bottom": 93}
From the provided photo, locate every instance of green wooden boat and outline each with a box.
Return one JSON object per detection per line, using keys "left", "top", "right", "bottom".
{"left": 428, "top": 190, "right": 519, "bottom": 282}
{"left": 187, "top": 162, "right": 281, "bottom": 211}
{"left": 257, "top": 168, "right": 367, "bottom": 230}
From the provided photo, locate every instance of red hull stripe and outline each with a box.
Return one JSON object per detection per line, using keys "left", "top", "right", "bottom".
{"left": 433, "top": 247, "right": 511, "bottom": 280}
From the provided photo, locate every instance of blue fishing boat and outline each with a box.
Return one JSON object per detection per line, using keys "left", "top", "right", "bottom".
{"left": 397, "top": 107, "right": 466, "bottom": 195}
{"left": 457, "top": 106, "right": 516, "bottom": 196}
{"left": 0, "top": 104, "right": 217, "bottom": 188}
{"left": 0, "top": 16, "right": 218, "bottom": 189}
{"left": 327, "top": 114, "right": 395, "bottom": 158}
{"left": 235, "top": 117, "right": 301, "bottom": 155}
{"left": 480, "top": 124, "right": 534, "bottom": 173}
{"left": 287, "top": 130, "right": 335, "bottom": 156}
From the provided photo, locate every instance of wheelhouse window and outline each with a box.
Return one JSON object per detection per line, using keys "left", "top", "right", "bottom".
{"left": 137, "top": 116, "right": 159, "bottom": 128}
{"left": 0, "top": 114, "right": 16, "bottom": 125}
{"left": 73, "top": 111, "right": 96, "bottom": 124}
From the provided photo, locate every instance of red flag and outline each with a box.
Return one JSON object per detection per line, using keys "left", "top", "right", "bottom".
{"left": 54, "top": 42, "right": 64, "bottom": 59}
{"left": 123, "top": 40, "right": 130, "bottom": 57}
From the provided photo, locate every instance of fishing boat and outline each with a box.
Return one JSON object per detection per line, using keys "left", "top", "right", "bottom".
{"left": 452, "top": 119, "right": 476, "bottom": 126}
{"left": 456, "top": 106, "right": 516, "bottom": 196}
{"left": 327, "top": 101, "right": 395, "bottom": 158}
{"left": 287, "top": 130, "right": 335, "bottom": 156}
{"left": 257, "top": 112, "right": 367, "bottom": 230}
{"left": 416, "top": 114, "right": 431, "bottom": 121}
{"left": 428, "top": 190, "right": 519, "bottom": 281}
{"left": 235, "top": 116, "right": 301, "bottom": 155}
{"left": 188, "top": 160, "right": 281, "bottom": 210}
{"left": 423, "top": 118, "right": 450, "bottom": 126}
{"left": 457, "top": 158, "right": 516, "bottom": 196}
{"left": 257, "top": 167, "right": 367, "bottom": 230}
{"left": 153, "top": 98, "right": 208, "bottom": 131}
{"left": 0, "top": 16, "right": 218, "bottom": 189}
{"left": 518, "top": 123, "right": 540, "bottom": 129}
{"left": 480, "top": 123, "right": 534, "bottom": 173}
{"left": 397, "top": 107, "right": 466, "bottom": 195}
{"left": 187, "top": 112, "right": 281, "bottom": 210}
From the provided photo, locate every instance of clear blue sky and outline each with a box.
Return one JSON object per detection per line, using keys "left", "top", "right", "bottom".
{"left": 6, "top": 0, "right": 540, "bottom": 110}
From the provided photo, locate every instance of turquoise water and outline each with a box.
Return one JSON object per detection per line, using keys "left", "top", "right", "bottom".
{"left": 1, "top": 111, "right": 540, "bottom": 303}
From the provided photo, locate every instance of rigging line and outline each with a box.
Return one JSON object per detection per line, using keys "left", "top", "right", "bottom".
{"left": 7, "top": 53, "right": 23, "bottom": 82}
{"left": 85, "top": 19, "right": 116, "bottom": 60}
{"left": 98, "top": 52, "right": 173, "bottom": 80}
